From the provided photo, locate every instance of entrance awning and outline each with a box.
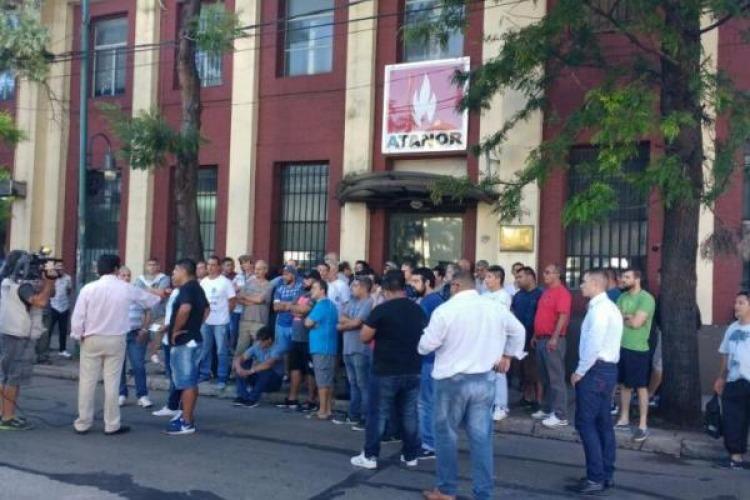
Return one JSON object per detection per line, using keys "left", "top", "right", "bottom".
{"left": 335, "top": 171, "right": 498, "bottom": 210}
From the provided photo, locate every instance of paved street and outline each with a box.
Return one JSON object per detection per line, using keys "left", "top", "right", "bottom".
{"left": 0, "top": 376, "right": 747, "bottom": 500}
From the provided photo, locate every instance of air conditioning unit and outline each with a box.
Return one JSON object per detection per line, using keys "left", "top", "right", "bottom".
{"left": 0, "top": 179, "right": 27, "bottom": 198}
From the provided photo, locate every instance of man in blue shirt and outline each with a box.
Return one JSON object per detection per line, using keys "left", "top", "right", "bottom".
{"left": 305, "top": 279, "right": 339, "bottom": 420}
{"left": 511, "top": 266, "right": 544, "bottom": 410}
{"left": 232, "top": 327, "right": 285, "bottom": 408}
{"left": 273, "top": 266, "right": 303, "bottom": 354}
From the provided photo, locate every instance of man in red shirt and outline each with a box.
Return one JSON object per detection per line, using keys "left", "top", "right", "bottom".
{"left": 532, "top": 264, "right": 572, "bottom": 428}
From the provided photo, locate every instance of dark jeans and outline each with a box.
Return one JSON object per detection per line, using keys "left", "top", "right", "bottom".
{"left": 537, "top": 337, "right": 568, "bottom": 419}
{"left": 722, "top": 379, "right": 750, "bottom": 455}
{"left": 49, "top": 308, "right": 70, "bottom": 352}
{"left": 574, "top": 361, "right": 618, "bottom": 484}
{"left": 229, "top": 311, "right": 242, "bottom": 353}
{"left": 119, "top": 330, "right": 148, "bottom": 398}
{"left": 364, "top": 373, "right": 421, "bottom": 461}
{"left": 236, "top": 359, "right": 283, "bottom": 403}
{"left": 163, "top": 343, "right": 182, "bottom": 411}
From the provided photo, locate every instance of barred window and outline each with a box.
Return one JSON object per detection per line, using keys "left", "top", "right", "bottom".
{"left": 0, "top": 70, "right": 14, "bottom": 101}
{"left": 284, "top": 0, "right": 333, "bottom": 77}
{"left": 93, "top": 17, "right": 127, "bottom": 97}
{"left": 84, "top": 170, "right": 121, "bottom": 283}
{"left": 586, "top": 0, "right": 635, "bottom": 32}
{"left": 278, "top": 163, "right": 329, "bottom": 269}
{"left": 564, "top": 145, "right": 649, "bottom": 289}
{"left": 195, "top": 7, "right": 222, "bottom": 87}
{"left": 403, "top": 0, "right": 463, "bottom": 63}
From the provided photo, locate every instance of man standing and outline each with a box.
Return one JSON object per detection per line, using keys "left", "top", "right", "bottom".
{"left": 474, "top": 260, "right": 489, "bottom": 294}
{"left": 134, "top": 258, "right": 170, "bottom": 365}
{"left": 166, "top": 259, "right": 209, "bottom": 435}
{"left": 305, "top": 279, "right": 340, "bottom": 420}
{"left": 49, "top": 260, "right": 73, "bottom": 358}
{"left": 512, "top": 267, "right": 544, "bottom": 410}
{"left": 507, "top": 262, "right": 525, "bottom": 297}
{"left": 419, "top": 271, "right": 525, "bottom": 500}
{"left": 483, "top": 265, "right": 512, "bottom": 421}
{"left": 350, "top": 270, "right": 425, "bottom": 470}
{"left": 318, "top": 261, "right": 350, "bottom": 313}
{"left": 614, "top": 268, "right": 656, "bottom": 442}
{"left": 71, "top": 254, "right": 161, "bottom": 435}
{"left": 273, "top": 265, "right": 303, "bottom": 353}
{"left": 229, "top": 255, "right": 254, "bottom": 353}
{"left": 569, "top": 270, "right": 623, "bottom": 495}
{"left": 410, "top": 267, "right": 445, "bottom": 459}
{"left": 532, "top": 264, "right": 572, "bottom": 428}
{"left": 199, "top": 255, "right": 236, "bottom": 390}
{"left": 236, "top": 259, "right": 271, "bottom": 357}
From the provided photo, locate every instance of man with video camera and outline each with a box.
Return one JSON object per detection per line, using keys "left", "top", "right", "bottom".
{"left": 0, "top": 249, "right": 56, "bottom": 430}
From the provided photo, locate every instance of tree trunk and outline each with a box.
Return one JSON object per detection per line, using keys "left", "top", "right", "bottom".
{"left": 658, "top": 5, "right": 703, "bottom": 427}
{"left": 174, "top": 0, "right": 204, "bottom": 262}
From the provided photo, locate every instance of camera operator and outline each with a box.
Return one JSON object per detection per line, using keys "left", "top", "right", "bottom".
{"left": 0, "top": 250, "right": 56, "bottom": 430}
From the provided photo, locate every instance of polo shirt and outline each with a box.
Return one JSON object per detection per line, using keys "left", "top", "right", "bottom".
{"left": 533, "top": 284, "right": 572, "bottom": 336}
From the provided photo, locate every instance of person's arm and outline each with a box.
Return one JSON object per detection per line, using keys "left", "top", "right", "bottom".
{"left": 70, "top": 287, "right": 88, "bottom": 341}
{"left": 338, "top": 316, "right": 362, "bottom": 331}
{"left": 502, "top": 312, "right": 527, "bottom": 360}
{"left": 25, "top": 278, "right": 54, "bottom": 309}
{"left": 625, "top": 295, "right": 654, "bottom": 329}
{"left": 418, "top": 312, "right": 446, "bottom": 355}
{"left": 548, "top": 291, "right": 571, "bottom": 351}
{"left": 233, "top": 350, "right": 250, "bottom": 372}
{"left": 226, "top": 280, "right": 237, "bottom": 311}
{"left": 573, "top": 308, "right": 608, "bottom": 381}
{"left": 248, "top": 355, "right": 278, "bottom": 374}
{"left": 132, "top": 285, "right": 162, "bottom": 309}
{"left": 360, "top": 324, "right": 376, "bottom": 343}
{"left": 290, "top": 299, "right": 312, "bottom": 316}
{"left": 170, "top": 303, "right": 192, "bottom": 344}
{"left": 304, "top": 302, "right": 322, "bottom": 329}
{"left": 714, "top": 354, "right": 728, "bottom": 395}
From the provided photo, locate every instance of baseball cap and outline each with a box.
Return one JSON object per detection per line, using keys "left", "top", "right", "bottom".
{"left": 282, "top": 265, "right": 297, "bottom": 275}
{"left": 303, "top": 269, "right": 321, "bottom": 280}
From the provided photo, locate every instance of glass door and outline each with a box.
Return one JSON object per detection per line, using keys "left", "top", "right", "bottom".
{"left": 388, "top": 213, "right": 463, "bottom": 267}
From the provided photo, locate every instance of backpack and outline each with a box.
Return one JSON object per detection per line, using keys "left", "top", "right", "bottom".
{"left": 704, "top": 393, "right": 722, "bottom": 439}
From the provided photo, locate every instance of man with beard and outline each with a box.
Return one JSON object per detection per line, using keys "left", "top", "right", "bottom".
{"left": 272, "top": 266, "right": 303, "bottom": 354}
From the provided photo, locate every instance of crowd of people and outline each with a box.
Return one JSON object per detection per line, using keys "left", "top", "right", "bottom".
{"left": 1, "top": 247, "right": 750, "bottom": 498}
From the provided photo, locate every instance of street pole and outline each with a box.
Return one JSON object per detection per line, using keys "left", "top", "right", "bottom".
{"left": 75, "top": 0, "right": 89, "bottom": 293}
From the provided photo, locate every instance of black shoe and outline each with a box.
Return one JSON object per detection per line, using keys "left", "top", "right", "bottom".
{"left": 715, "top": 458, "right": 745, "bottom": 470}
{"left": 239, "top": 399, "right": 259, "bottom": 408}
{"left": 233, "top": 397, "right": 246, "bottom": 406}
{"left": 104, "top": 425, "right": 131, "bottom": 436}
{"left": 276, "top": 398, "right": 298, "bottom": 409}
{"left": 298, "top": 401, "right": 318, "bottom": 413}
{"left": 418, "top": 449, "right": 436, "bottom": 460}
{"left": 566, "top": 479, "right": 606, "bottom": 495}
{"left": 519, "top": 398, "right": 534, "bottom": 408}
{"left": 381, "top": 436, "right": 402, "bottom": 444}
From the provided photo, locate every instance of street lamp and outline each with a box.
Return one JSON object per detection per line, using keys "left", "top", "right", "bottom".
{"left": 87, "top": 132, "right": 118, "bottom": 181}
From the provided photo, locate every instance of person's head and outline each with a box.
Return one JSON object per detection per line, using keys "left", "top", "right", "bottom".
{"left": 542, "top": 264, "right": 563, "bottom": 287}
{"left": 255, "top": 326, "right": 275, "bottom": 349}
{"left": 145, "top": 258, "right": 160, "bottom": 276}
{"left": 172, "top": 258, "right": 197, "bottom": 286}
{"left": 196, "top": 260, "right": 207, "bottom": 279}
{"left": 450, "top": 270, "right": 475, "bottom": 296}
{"left": 310, "top": 278, "right": 328, "bottom": 300}
{"left": 302, "top": 269, "right": 321, "bottom": 290}
{"left": 381, "top": 269, "right": 406, "bottom": 297}
{"left": 339, "top": 261, "right": 353, "bottom": 278}
{"left": 735, "top": 291, "right": 750, "bottom": 321}
{"left": 383, "top": 261, "right": 399, "bottom": 273}
{"left": 354, "top": 260, "right": 369, "bottom": 274}
{"left": 286, "top": 258, "right": 298, "bottom": 268}
{"left": 457, "top": 258, "right": 472, "bottom": 273}
{"left": 282, "top": 265, "right": 297, "bottom": 285}
{"left": 432, "top": 264, "right": 445, "bottom": 281}
{"left": 410, "top": 267, "right": 436, "bottom": 297}
{"left": 206, "top": 256, "right": 221, "bottom": 277}
{"left": 475, "top": 260, "right": 489, "bottom": 280}
{"left": 316, "top": 261, "right": 331, "bottom": 281}
{"left": 54, "top": 260, "right": 65, "bottom": 273}
{"left": 238, "top": 254, "right": 254, "bottom": 274}
{"left": 620, "top": 268, "right": 643, "bottom": 293}
{"left": 351, "top": 275, "right": 373, "bottom": 299}
{"left": 516, "top": 266, "right": 537, "bottom": 291}
{"left": 444, "top": 263, "right": 459, "bottom": 283}
{"left": 511, "top": 262, "right": 524, "bottom": 276}
{"left": 580, "top": 269, "right": 608, "bottom": 299}
{"left": 604, "top": 267, "right": 619, "bottom": 289}
{"left": 484, "top": 265, "right": 505, "bottom": 292}
{"left": 222, "top": 257, "right": 235, "bottom": 276}
{"left": 118, "top": 265, "right": 132, "bottom": 282}
{"left": 401, "top": 261, "right": 415, "bottom": 280}
{"left": 97, "top": 254, "right": 121, "bottom": 276}
{"left": 254, "top": 259, "right": 268, "bottom": 280}
{"left": 324, "top": 252, "right": 339, "bottom": 267}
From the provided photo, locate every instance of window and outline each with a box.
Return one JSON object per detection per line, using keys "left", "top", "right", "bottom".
{"left": 564, "top": 146, "right": 649, "bottom": 289}
{"left": 586, "top": 0, "right": 635, "bottom": 32}
{"left": 389, "top": 213, "right": 463, "bottom": 267}
{"left": 0, "top": 71, "right": 14, "bottom": 101}
{"left": 93, "top": 17, "right": 127, "bottom": 97}
{"left": 84, "top": 170, "right": 121, "bottom": 283}
{"left": 174, "top": 167, "right": 217, "bottom": 260}
{"left": 278, "top": 163, "right": 329, "bottom": 269}
{"left": 283, "top": 0, "right": 333, "bottom": 76}
{"left": 403, "top": 0, "right": 464, "bottom": 63}
{"left": 195, "top": 7, "right": 222, "bottom": 87}
{"left": 742, "top": 146, "right": 750, "bottom": 289}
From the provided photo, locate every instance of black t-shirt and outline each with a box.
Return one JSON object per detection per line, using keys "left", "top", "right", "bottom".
{"left": 168, "top": 279, "right": 209, "bottom": 346}
{"left": 364, "top": 297, "right": 426, "bottom": 376}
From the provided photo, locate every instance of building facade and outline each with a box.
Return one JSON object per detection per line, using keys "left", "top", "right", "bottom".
{"left": 4, "top": 0, "right": 749, "bottom": 326}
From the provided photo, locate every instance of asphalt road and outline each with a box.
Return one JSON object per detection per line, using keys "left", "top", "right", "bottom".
{"left": 0, "top": 376, "right": 747, "bottom": 500}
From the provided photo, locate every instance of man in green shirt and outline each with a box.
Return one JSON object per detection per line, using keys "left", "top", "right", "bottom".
{"left": 614, "top": 268, "right": 656, "bottom": 443}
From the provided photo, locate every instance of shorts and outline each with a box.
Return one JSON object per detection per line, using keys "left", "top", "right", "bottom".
{"left": 275, "top": 324, "right": 293, "bottom": 353}
{"left": 651, "top": 331, "right": 662, "bottom": 372}
{"left": 171, "top": 342, "right": 201, "bottom": 390}
{"left": 289, "top": 341, "right": 312, "bottom": 375}
{"left": 312, "top": 354, "right": 336, "bottom": 388}
{"left": 618, "top": 347, "right": 650, "bottom": 389}
{"left": 0, "top": 334, "right": 35, "bottom": 386}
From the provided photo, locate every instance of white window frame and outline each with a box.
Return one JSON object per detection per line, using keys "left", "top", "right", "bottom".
{"left": 92, "top": 18, "right": 127, "bottom": 97}
{"left": 283, "top": 1, "right": 334, "bottom": 77}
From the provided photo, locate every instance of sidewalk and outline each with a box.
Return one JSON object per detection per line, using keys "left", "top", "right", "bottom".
{"left": 33, "top": 357, "right": 728, "bottom": 462}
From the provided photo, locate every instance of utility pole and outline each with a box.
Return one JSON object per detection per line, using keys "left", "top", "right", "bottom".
{"left": 75, "top": 0, "right": 89, "bottom": 292}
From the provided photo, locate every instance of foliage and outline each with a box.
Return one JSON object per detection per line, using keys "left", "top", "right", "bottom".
{"left": 191, "top": 2, "right": 243, "bottom": 53}
{"left": 0, "top": 0, "right": 51, "bottom": 83}
{"left": 0, "top": 110, "right": 23, "bottom": 146}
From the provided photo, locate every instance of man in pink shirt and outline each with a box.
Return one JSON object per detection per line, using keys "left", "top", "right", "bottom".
{"left": 71, "top": 254, "right": 162, "bottom": 435}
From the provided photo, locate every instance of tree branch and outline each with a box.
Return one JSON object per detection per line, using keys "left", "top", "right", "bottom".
{"left": 699, "top": 3, "right": 750, "bottom": 35}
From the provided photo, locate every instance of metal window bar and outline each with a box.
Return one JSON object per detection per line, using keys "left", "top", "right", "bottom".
{"left": 196, "top": 167, "right": 217, "bottom": 259}
{"left": 564, "top": 146, "right": 648, "bottom": 289}
{"left": 83, "top": 171, "right": 121, "bottom": 283}
{"left": 278, "top": 163, "right": 329, "bottom": 270}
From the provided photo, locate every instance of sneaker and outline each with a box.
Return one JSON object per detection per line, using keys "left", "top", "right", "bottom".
{"left": 298, "top": 401, "right": 318, "bottom": 413}
{"left": 169, "top": 410, "right": 183, "bottom": 421}
{"left": 610, "top": 403, "right": 619, "bottom": 416}
{"left": 715, "top": 458, "right": 745, "bottom": 470}
{"left": 350, "top": 452, "right": 377, "bottom": 470}
{"left": 531, "top": 410, "right": 550, "bottom": 420}
{"left": 137, "top": 396, "right": 154, "bottom": 409}
{"left": 648, "top": 395, "right": 660, "bottom": 408}
{"left": 493, "top": 407, "right": 508, "bottom": 422}
{"left": 541, "top": 414, "right": 569, "bottom": 428}
{"left": 166, "top": 417, "right": 196, "bottom": 435}
{"left": 118, "top": 395, "right": 127, "bottom": 407}
{"left": 214, "top": 382, "right": 227, "bottom": 391}
{"left": 0, "top": 417, "right": 33, "bottom": 431}
{"left": 275, "top": 398, "right": 298, "bottom": 409}
{"left": 633, "top": 427, "right": 649, "bottom": 442}
{"left": 150, "top": 354, "right": 160, "bottom": 364}
{"left": 351, "top": 421, "right": 366, "bottom": 432}
{"left": 152, "top": 406, "right": 181, "bottom": 418}
{"left": 614, "top": 421, "right": 630, "bottom": 431}
{"left": 238, "top": 399, "right": 259, "bottom": 408}
{"left": 418, "top": 449, "right": 436, "bottom": 460}
{"left": 58, "top": 350, "right": 72, "bottom": 359}
{"left": 332, "top": 416, "right": 355, "bottom": 425}
{"left": 400, "top": 455, "right": 418, "bottom": 467}
{"left": 233, "top": 397, "right": 246, "bottom": 407}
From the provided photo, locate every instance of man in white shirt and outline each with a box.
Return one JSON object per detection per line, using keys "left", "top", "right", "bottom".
{"left": 418, "top": 271, "right": 525, "bottom": 500}
{"left": 317, "top": 261, "right": 350, "bottom": 313}
{"left": 483, "top": 265, "right": 512, "bottom": 422}
{"left": 134, "top": 258, "right": 170, "bottom": 364}
{"left": 568, "top": 269, "right": 623, "bottom": 496}
{"left": 198, "top": 255, "right": 236, "bottom": 390}
{"left": 50, "top": 261, "right": 73, "bottom": 358}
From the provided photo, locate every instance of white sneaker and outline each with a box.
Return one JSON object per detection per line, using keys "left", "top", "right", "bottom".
{"left": 531, "top": 410, "right": 550, "bottom": 420}
{"left": 541, "top": 414, "right": 569, "bottom": 428}
{"left": 152, "top": 406, "right": 181, "bottom": 418}
{"left": 118, "top": 395, "right": 127, "bottom": 407}
{"left": 493, "top": 407, "right": 509, "bottom": 422}
{"left": 400, "top": 455, "right": 418, "bottom": 467}
{"left": 150, "top": 354, "right": 160, "bottom": 364}
{"left": 137, "top": 396, "right": 154, "bottom": 409}
{"left": 350, "top": 452, "right": 377, "bottom": 470}
{"left": 58, "top": 351, "right": 72, "bottom": 359}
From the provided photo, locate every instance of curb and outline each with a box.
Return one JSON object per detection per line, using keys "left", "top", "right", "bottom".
{"left": 33, "top": 363, "right": 726, "bottom": 461}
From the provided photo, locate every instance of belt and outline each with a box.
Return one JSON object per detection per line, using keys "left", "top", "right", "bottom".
{"left": 594, "top": 359, "right": 617, "bottom": 367}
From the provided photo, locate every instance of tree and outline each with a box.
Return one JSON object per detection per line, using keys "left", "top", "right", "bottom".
{"left": 423, "top": 0, "right": 750, "bottom": 426}
{"left": 105, "top": 1, "right": 240, "bottom": 262}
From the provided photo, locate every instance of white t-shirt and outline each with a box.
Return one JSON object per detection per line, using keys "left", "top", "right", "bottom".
{"left": 483, "top": 288, "right": 512, "bottom": 310}
{"left": 719, "top": 321, "right": 750, "bottom": 383}
{"left": 201, "top": 275, "right": 236, "bottom": 326}
{"left": 328, "top": 278, "right": 351, "bottom": 313}
{"left": 162, "top": 288, "right": 181, "bottom": 346}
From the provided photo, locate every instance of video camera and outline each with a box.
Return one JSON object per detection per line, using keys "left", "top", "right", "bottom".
{"left": 3, "top": 247, "right": 59, "bottom": 283}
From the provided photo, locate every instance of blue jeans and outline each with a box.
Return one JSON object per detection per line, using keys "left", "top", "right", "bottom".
{"left": 364, "top": 373, "right": 421, "bottom": 461}
{"left": 119, "top": 330, "right": 148, "bottom": 398}
{"left": 199, "top": 324, "right": 230, "bottom": 383}
{"left": 494, "top": 372, "right": 508, "bottom": 410}
{"left": 434, "top": 372, "right": 495, "bottom": 500}
{"left": 236, "top": 359, "right": 283, "bottom": 403}
{"left": 419, "top": 358, "right": 435, "bottom": 451}
{"left": 162, "top": 343, "right": 182, "bottom": 411}
{"left": 229, "top": 311, "right": 242, "bottom": 353}
{"left": 171, "top": 342, "right": 201, "bottom": 390}
{"left": 344, "top": 353, "right": 371, "bottom": 422}
{"left": 575, "top": 362, "right": 618, "bottom": 484}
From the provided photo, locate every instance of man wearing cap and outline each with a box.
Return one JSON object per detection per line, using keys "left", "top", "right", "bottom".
{"left": 272, "top": 265, "right": 303, "bottom": 354}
